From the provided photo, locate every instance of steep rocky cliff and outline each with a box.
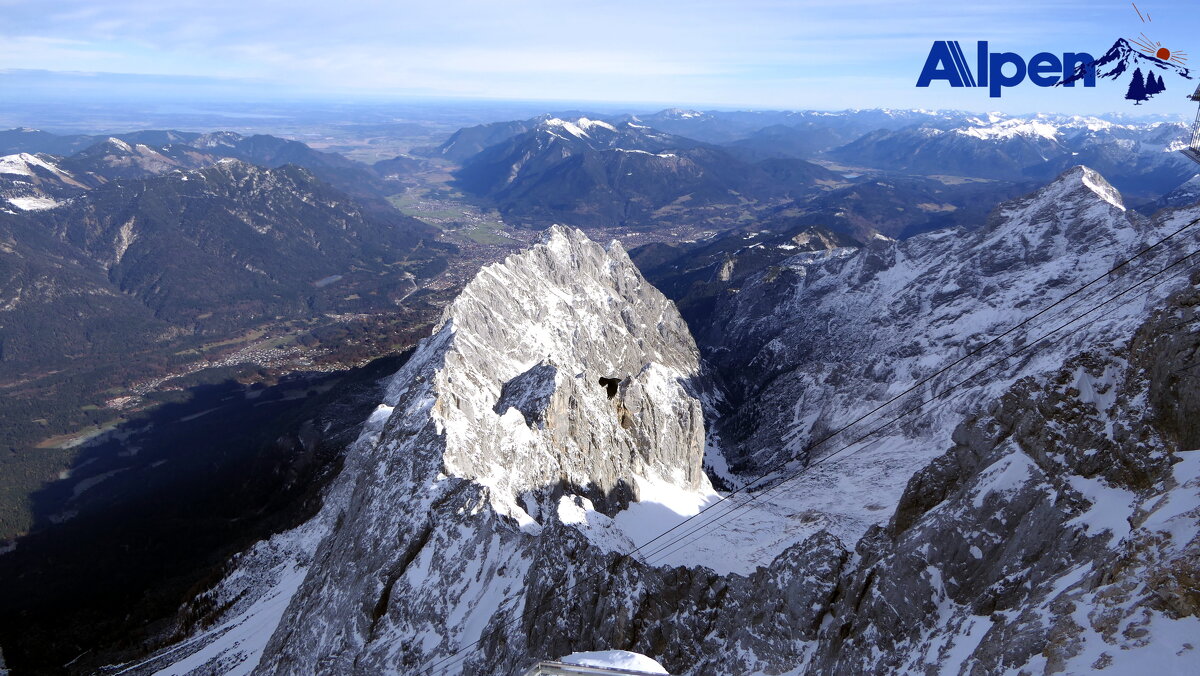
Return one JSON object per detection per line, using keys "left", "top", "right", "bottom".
{"left": 116, "top": 225, "right": 717, "bottom": 674}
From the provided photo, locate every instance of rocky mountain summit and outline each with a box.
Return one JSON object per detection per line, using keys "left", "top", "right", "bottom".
{"left": 111, "top": 168, "right": 1200, "bottom": 675}
{"left": 117, "top": 225, "right": 718, "bottom": 674}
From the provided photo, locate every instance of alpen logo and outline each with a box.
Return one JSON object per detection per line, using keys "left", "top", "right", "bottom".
{"left": 917, "top": 41, "right": 1096, "bottom": 98}
{"left": 917, "top": 3, "right": 1192, "bottom": 102}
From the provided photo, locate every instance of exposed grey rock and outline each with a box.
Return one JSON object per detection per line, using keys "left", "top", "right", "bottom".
{"left": 806, "top": 287, "right": 1200, "bottom": 673}
{"left": 494, "top": 362, "right": 559, "bottom": 428}
{"left": 470, "top": 526, "right": 848, "bottom": 676}
{"left": 124, "top": 225, "right": 717, "bottom": 674}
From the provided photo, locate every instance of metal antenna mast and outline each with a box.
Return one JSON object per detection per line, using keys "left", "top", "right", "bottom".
{"left": 1183, "top": 82, "right": 1200, "bottom": 165}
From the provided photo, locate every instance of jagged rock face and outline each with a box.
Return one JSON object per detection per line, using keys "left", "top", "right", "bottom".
{"left": 807, "top": 284, "right": 1200, "bottom": 673}
{"left": 469, "top": 527, "right": 848, "bottom": 676}
{"left": 691, "top": 167, "right": 1200, "bottom": 558}
{"left": 427, "top": 226, "right": 708, "bottom": 514}
{"left": 132, "top": 225, "right": 713, "bottom": 674}
{"left": 709, "top": 167, "right": 1138, "bottom": 466}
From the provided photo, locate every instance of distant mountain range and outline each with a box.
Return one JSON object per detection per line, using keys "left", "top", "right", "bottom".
{"left": 0, "top": 159, "right": 442, "bottom": 370}
{"left": 426, "top": 109, "right": 1197, "bottom": 227}
{"left": 426, "top": 108, "right": 964, "bottom": 161}
{"left": 826, "top": 115, "right": 1197, "bottom": 198}
{"left": 0, "top": 128, "right": 420, "bottom": 212}
{"left": 452, "top": 116, "right": 838, "bottom": 229}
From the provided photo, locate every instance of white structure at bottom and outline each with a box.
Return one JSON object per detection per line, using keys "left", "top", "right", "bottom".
{"left": 522, "top": 649, "right": 670, "bottom": 675}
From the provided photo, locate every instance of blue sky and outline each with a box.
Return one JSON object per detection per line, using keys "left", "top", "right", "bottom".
{"left": 2, "top": 0, "right": 1198, "bottom": 114}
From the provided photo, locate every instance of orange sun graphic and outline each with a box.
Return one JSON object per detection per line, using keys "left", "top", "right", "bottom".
{"left": 1130, "top": 33, "right": 1189, "bottom": 65}
{"left": 1130, "top": 4, "right": 1189, "bottom": 65}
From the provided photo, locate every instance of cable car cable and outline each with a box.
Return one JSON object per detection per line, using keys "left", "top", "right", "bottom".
{"left": 420, "top": 213, "right": 1200, "bottom": 675}
{"left": 643, "top": 249, "right": 1200, "bottom": 567}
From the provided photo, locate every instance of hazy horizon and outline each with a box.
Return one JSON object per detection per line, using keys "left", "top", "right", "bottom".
{"left": 0, "top": 69, "right": 1193, "bottom": 134}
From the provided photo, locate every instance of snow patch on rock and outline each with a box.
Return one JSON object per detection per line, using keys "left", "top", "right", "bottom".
{"left": 561, "top": 650, "right": 670, "bottom": 674}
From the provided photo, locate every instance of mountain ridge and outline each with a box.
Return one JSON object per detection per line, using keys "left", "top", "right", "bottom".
{"left": 453, "top": 117, "right": 831, "bottom": 229}
{"left": 119, "top": 166, "right": 1200, "bottom": 674}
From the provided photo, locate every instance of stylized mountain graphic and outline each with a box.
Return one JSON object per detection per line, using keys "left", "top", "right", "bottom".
{"left": 1059, "top": 37, "right": 1192, "bottom": 86}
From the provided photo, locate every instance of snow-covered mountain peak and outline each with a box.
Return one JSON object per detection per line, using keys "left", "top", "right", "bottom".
{"left": 994, "top": 165, "right": 1129, "bottom": 236}
{"left": 428, "top": 224, "right": 710, "bottom": 521}
{"left": 576, "top": 117, "right": 616, "bottom": 132}
{"left": 541, "top": 117, "right": 617, "bottom": 139}
{"left": 1075, "top": 165, "right": 1126, "bottom": 210}
{"left": 657, "top": 108, "right": 706, "bottom": 119}
{"left": 0, "top": 152, "right": 65, "bottom": 177}
{"left": 957, "top": 117, "right": 1062, "bottom": 141}
{"left": 124, "top": 225, "right": 719, "bottom": 672}
{"left": 104, "top": 137, "right": 133, "bottom": 153}
{"left": 86, "top": 137, "right": 166, "bottom": 159}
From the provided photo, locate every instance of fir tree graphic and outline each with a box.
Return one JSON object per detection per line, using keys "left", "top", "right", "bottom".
{"left": 1126, "top": 67, "right": 1149, "bottom": 104}
{"left": 1146, "top": 72, "right": 1167, "bottom": 97}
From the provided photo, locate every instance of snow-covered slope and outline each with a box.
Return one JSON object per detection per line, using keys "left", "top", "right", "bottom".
{"left": 694, "top": 167, "right": 1200, "bottom": 570}
{"left": 1159, "top": 173, "right": 1200, "bottom": 210}
{"left": 0, "top": 152, "right": 89, "bottom": 211}
{"left": 0, "top": 138, "right": 218, "bottom": 213}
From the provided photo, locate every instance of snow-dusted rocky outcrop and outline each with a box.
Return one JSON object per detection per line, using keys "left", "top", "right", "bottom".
{"left": 810, "top": 304, "right": 1200, "bottom": 673}
{"left": 119, "top": 225, "right": 717, "bottom": 674}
